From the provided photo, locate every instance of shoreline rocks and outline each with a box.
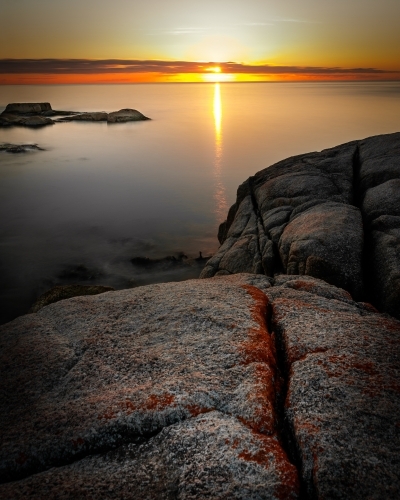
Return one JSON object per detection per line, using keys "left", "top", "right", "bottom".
{"left": 201, "top": 132, "right": 400, "bottom": 319}
{"left": 0, "top": 143, "right": 44, "bottom": 153}
{"left": 0, "top": 274, "right": 399, "bottom": 498}
{"left": 0, "top": 102, "right": 150, "bottom": 127}
{"left": 0, "top": 131, "right": 399, "bottom": 498}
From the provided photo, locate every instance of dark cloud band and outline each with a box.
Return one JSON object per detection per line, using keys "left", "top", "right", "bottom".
{"left": 0, "top": 59, "right": 397, "bottom": 75}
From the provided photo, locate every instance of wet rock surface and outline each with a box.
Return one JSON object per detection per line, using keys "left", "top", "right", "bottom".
{"left": 1, "top": 274, "right": 399, "bottom": 498}
{"left": 0, "top": 102, "right": 149, "bottom": 127}
{"left": 201, "top": 132, "right": 400, "bottom": 318}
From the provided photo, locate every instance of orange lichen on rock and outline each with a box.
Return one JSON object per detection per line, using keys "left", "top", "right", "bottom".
{"left": 273, "top": 297, "right": 332, "bottom": 316}
{"left": 237, "top": 285, "right": 280, "bottom": 434}
{"left": 240, "top": 285, "right": 276, "bottom": 369}
{"left": 141, "top": 393, "right": 176, "bottom": 411}
{"left": 238, "top": 432, "right": 299, "bottom": 500}
{"left": 186, "top": 404, "right": 213, "bottom": 417}
{"left": 98, "top": 393, "right": 176, "bottom": 421}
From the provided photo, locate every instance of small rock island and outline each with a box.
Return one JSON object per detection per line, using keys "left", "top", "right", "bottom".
{"left": 0, "top": 102, "right": 150, "bottom": 127}
{"left": 0, "top": 132, "right": 399, "bottom": 499}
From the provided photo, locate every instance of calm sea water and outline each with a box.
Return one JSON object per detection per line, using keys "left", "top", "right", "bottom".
{"left": 1, "top": 82, "right": 400, "bottom": 323}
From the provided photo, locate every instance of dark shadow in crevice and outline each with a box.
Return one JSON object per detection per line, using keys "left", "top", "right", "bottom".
{"left": 352, "top": 144, "right": 376, "bottom": 308}
{"left": 266, "top": 300, "right": 315, "bottom": 500}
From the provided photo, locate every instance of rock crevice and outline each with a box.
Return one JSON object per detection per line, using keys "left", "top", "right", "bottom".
{"left": 1, "top": 274, "right": 399, "bottom": 498}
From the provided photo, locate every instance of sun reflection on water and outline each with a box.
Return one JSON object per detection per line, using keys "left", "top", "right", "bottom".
{"left": 212, "top": 83, "right": 228, "bottom": 225}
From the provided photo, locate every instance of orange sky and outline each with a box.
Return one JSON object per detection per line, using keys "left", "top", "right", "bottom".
{"left": 1, "top": 0, "right": 399, "bottom": 83}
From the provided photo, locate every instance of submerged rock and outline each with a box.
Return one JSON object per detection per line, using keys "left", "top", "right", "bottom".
{"left": 0, "top": 274, "right": 398, "bottom": 498}
{"left": 202, "top": 132, "right": 400, "bottom": 318}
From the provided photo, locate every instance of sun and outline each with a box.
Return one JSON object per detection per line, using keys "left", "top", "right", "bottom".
{"left": 204, "top": 66, "right": 233, "bottom": 82}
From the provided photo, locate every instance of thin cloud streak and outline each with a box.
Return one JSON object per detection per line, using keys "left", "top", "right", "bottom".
{"left": 0, "top": 59, "right": 397, "bottom": 76}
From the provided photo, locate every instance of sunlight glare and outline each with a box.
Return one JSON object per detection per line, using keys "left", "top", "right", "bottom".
{"left": 204, "top": 67, "right": 234, "bottom": 82}
{"left": 212, "top": 83, "right": 228, "bottom": 224}
{"left": 213, "top": 83, "right": 222, "bottom": 140}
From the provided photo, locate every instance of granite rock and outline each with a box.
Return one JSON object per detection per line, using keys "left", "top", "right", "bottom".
{"left": 0, "top": 275, "right": 298, "bottom": 498}
{"left": 268, "top": 275, "right": 400, "bottom": 499}
{"left": 1, "top": 274, "right": 399, "bottom": 498}
{"left": 108, "top": 108, "right": 150, "bottom": 122}
{"left": 278, "top": 202, "right": 363, "bottom": 298}
{"left": 202, "top": 132, "right": 400, "bottom": 318}
{"left": 357, "top": 134, "right": 400, "bottom": 318}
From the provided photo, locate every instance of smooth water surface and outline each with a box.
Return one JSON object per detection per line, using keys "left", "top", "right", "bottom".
{"left": 1, "top": 82, "right": 400, "bottom": 323}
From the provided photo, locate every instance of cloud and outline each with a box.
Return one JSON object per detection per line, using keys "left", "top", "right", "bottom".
{"left": 0, "top": 59, "right": 397, "bottom": 76}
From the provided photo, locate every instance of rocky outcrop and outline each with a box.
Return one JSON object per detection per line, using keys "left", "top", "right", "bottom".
{"left": 0, "top": 274, "right": 399, "bottom": 498}
{"left": 0, "top": 102, "right": 150, "bottom": 127}
{"left": 60, "top": 108, "right": 150, "bottom": 123}
{"left": 357, "top": 134, "right": 400, "bottom": 318}
{"left": 201, "top": 132, "right": 400, "bottom": 318}
{"left": 61, "top": 111, "right": 109, "bottom": 121}
{"left": 0, "top": 143, "right": 44, "bottom": 153}
{"left": 108, "top": 108, "right": 149, "bottom": 123}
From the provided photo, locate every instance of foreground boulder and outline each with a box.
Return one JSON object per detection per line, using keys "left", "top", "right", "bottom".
{"left": 0, "top": 102, "right": 150, "bottom": 127}
{"left": 0, "top": 274, "right": 399, "bottom": 498}
{"left": 0, "top": 275, "right": 298, "bottom": 498}
{"left": 202, "top": 132, "right": 400, "bottom": 318}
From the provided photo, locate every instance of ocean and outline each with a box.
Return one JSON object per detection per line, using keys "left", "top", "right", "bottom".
{"left": 1, "top": 81, "right": 400, "bottom": 323}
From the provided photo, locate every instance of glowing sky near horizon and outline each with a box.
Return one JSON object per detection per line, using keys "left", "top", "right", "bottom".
{"left": 1, "top": 0, "right": 400, "bottom": 82}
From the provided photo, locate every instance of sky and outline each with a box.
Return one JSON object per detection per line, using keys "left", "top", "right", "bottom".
{"left": 1, "top": 0, "right": 400, "bottom": 83}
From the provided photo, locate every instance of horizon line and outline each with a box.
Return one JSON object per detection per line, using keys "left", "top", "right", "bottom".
{"left": 1, "top": 58, "right": 399, "bottom": 76}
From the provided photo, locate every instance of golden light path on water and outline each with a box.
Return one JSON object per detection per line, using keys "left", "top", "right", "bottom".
{"left": 212, "top": 82, "right": 228, "bottom": 225}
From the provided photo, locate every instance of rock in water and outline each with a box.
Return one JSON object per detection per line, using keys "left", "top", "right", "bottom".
{"left": 201, "top": 132, "right": 400, "bottom": 318}
{"left": 0, "top": 274, "right": 399, "bottom": 498}
{"left": 0, "top": 143, "right": 44, "bottom": 153}
{"left": 61, "top": 112, "right": 109, "bottom": 121}
{"left": 0, "top": 103, "right": 150, "bottom": 127}
{"left": 107, "top": 108, "right": 150, "bottom": 122}
{"left": 4, "top": 102, "right": 52, "bottom": 114}
{"left": 0, "top": 102, "right": 55, "bottom": 127}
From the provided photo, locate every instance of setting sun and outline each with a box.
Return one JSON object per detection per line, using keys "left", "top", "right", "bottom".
{"left": 203, "top": 66, "right": 234, "bottom": 83}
